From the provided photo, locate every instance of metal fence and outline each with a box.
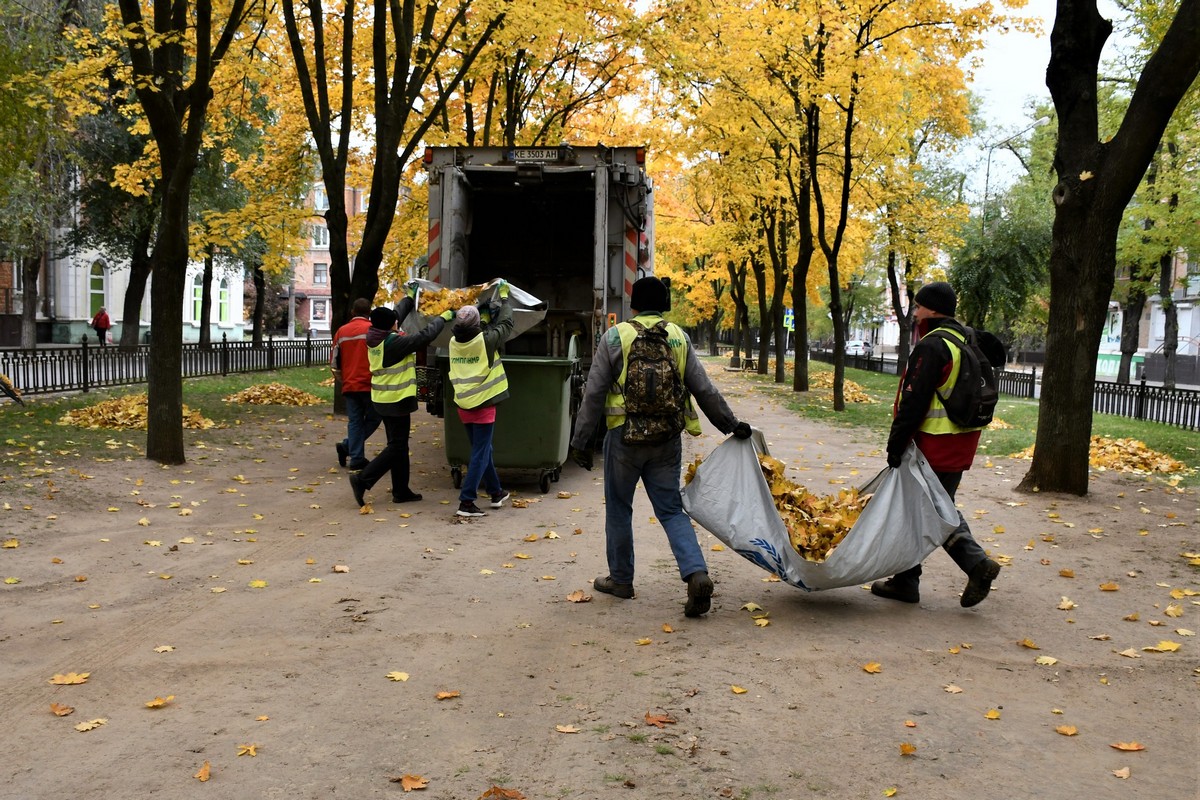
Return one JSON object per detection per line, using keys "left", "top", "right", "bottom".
{"left": 0, "top": 333, "right": 333, "bottom": 398}
{"left": 808, "top": 348, "right": 1198, "bottom": 431}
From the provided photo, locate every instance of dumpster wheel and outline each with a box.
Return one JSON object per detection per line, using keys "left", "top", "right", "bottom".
{"left": 539, "top": 470, "right": 552, "bottom": 494}
{"left": 451, "top": 466, "right": 463, "bottom": 489}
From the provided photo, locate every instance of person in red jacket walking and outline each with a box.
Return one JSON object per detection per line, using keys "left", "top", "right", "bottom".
{"left": 331, "top": 298, "right": 381, "bottom": 470}
{"left": 90, "top": 307, "right": 111, "bottom": 346}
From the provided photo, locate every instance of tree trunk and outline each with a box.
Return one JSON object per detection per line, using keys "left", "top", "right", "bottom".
{"left": 1116, "top": 288, "right": 1145, "bottom": 384}
{"left": 20, "top": 255, "right": 40, "bottom": 349}
{"left": 119, "top": 228, "right": 153, "bottom": 350}
{"left": 1159, "top": 251, "right": 1177, "bottom": 390}
{"left": 199, "top": 247, "right": 214, "bottom": 348}
{"left": 145, "top": 196, "right": 189, "bottom": 465}
{"left": 1020, "top": 0, "right": 1200, "bottom": 495}
{"left": 251, "top": 263, "right": 266, "bottom": 347}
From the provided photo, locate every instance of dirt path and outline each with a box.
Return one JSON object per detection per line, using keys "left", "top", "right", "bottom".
{"left": 2, "top": 365, "right": 1196, "bottom": 799}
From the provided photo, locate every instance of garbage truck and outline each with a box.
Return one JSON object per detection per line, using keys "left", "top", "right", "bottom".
{"left": 420, "top": 144, "right": 656, "bottom": 492}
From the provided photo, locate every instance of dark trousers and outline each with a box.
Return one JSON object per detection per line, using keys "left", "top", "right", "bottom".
{"left": 359, "top": 414, "right": 412, "bottom": 498}
{"left": 893, "top": 470, "right": 988, "bottom": 585}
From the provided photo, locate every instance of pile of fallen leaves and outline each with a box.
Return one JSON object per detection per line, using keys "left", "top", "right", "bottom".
{"left": 223, "top": 383, "right": 322, "bottom": 406}
{"left": 809, "top": 371, "right": 875, "bottom": 403}
{"left": 417, "top": 284, "right": 486, "bottom": 315}
{"left": 760, "top": 453, "right": 870, "bottom": 562}
{"left": 58, "top": 394, "right": 215, "bottom": 430}
{"left": 684, "top": 452, "right": 869, "bottom": 562}
{"left": 1009, "top": 435, "right": 1190, "bottom": 475}
{"left": 989, "top": 417, "right": 1014, "bottom": 429}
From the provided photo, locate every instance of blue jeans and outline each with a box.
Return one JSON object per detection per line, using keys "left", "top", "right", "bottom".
{"left": 342, "top": 391, "right": 381, "bottom": 465}
{"left": 460, "top": 421, "right": 502, "bottom": 503}
{"left": 602, "top": 426, "right": 706, "bottom": 584}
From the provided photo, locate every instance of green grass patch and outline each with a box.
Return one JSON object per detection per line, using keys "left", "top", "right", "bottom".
{"left": 0, "top": 367, "right": 333, "bottom": 470}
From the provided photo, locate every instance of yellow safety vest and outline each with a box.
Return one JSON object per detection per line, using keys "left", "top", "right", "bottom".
{"left": 918, "top": 327, "right": 981, "bottom": 434}
{"left": 604, "top": 314, "right": 702, "bottom": 436}
{"left": 368, "top": 335, "right": 417, "bottom": 404}
{"left": 449, "top": 333, "right": 508, "bottom": 409}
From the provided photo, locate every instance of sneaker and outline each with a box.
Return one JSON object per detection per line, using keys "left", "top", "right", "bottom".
{"left": 489, "top": 491, "right": 510, "bottom": 509}
{"left": 391, "top": 491, "right": 423, "bottom": 503}
{"left": 335, "top": 441, "right": 348, "bottom": 467}
{"left": 348, "top": 473, "right": 367, "bottom": 508}
{"left": 871, "top": 577, "right": 920, "bottom": 604}
{"left": 683, "top": 571, "right": 714, "bottom": 617}
{"left": 961, "top": 558, "right": 1001, "bottom": 608}
{"left": 455, "top": 501, "right": 487, "bottom": 517}
{"left": 593, "top": 575, "right": 634, "bottom": 599}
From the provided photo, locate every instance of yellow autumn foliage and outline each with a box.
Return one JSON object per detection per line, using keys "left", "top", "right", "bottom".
{"left": 223, "top": 384, "right": 322, "bottom": 406}
{"left": 1010, "top": 436, "right": 1190, "bottom": 475}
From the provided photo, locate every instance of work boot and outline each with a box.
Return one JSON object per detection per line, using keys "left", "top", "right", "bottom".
{"left": 335, "top": 441, "right": 348, "bottom": 467}
{"left": 871, "top": 576, "right": 920, "bottom": 604}
{"left": 348, "top": 473, "right": 367, "bottom": 508}
{"left": 961, "top": 558, "right": 1001, "bottom": 608}
{"left": 391, "top": 491, "right": 422, "bottom": 503}
{"left": 592, "top": 575, "right": 634, "bottom": 599}
{"left": 456, "top": 501, "right": 487, "bottom": 518}
{"left": 683, "top": 571, "right": 714, "bottom": 617}
{"left": 348, "top": 459, "right": 369, "bottom": 471}
{"left": 489, "top": 491, "right": 510, "bottom": 509}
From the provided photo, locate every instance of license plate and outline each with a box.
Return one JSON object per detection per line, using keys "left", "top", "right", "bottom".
{"left": 508, "top": 147, "right": 560, "bottom": 162}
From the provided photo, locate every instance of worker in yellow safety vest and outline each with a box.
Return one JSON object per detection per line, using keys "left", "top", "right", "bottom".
{"left": 448, "top": 280, "right": 514, "bottom": 517}
{"left": 348, "top": 296, "right": 453, "bottom": 508}
{"left": 568, "top": 276, "right": 753, "bottom": 618}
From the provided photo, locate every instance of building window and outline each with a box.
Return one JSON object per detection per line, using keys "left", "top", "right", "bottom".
{"left": 313, "top": 262, "right": 328, "bottom": 285}
{"left": 218, "top": 279, "right": 230, "bottom": 324}
{"left": 359, "top": 191, "right": 369, "bottom": 213}
{"left": 311, "top": 299, "right": 329, "bottom": 325}
{"left": 313, "top": 185, "right": 329, "bottom": 211}
{"left": 90, "top": 261, "right": 107, "bottom": 316}
{"left": 192, "top": 274, "right": 204, "bottom": 322}
{"left": 312, "top": 223, "right": 330, "bottom": 249}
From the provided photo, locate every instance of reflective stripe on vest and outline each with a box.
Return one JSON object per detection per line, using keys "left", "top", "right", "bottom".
{"left": 603, "top": 315, "right": 702, "bottom": 435}
{"left": 918, "top": 327, "right": 971, "bottom": 434}
{"left": 449, "top": 333, "right": 508, "bottom": 409}
{"left": 368, "top": 337, "right": 416, "bottom": 402}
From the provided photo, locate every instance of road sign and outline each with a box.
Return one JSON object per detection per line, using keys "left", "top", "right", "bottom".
{"left": 783, "top": 308, "right": 794, "bottom": 331}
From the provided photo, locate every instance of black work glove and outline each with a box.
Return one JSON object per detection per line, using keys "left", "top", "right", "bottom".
{"left": 887, "top": 450, "right": 902, "bottom": 469}
{"left": 570, "top": 446, "right": 593, "bottom": 471}
{"left": 732, "top": 421, "right": 752, "bottom": 440}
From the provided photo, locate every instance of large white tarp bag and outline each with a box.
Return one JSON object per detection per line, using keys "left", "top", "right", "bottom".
{"left": 682, "top": 435, "right": 959, "bottom": 591}
{"left": 401, "top": 278, "right": 547, "bottom": 349}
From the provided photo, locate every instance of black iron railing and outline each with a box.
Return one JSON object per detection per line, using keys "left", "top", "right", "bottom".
{"left": 0, "top": 333, "right": 332, "bottom": 398}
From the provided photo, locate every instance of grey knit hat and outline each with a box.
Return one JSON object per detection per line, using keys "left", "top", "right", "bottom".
{"left": 453, "top": 305, "right": 481, "bottom": 333}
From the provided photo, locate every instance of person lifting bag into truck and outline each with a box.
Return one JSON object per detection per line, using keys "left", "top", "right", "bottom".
{"left": 682, "top": 435, "right": 960, "bottom": 592}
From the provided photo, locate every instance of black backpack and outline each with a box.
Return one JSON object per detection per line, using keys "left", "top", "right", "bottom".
{"left": 923, "top": 326, "right": 1001, "bottom": 429}
{"left": 621, "top": 320, "right": 686, "bottom": 444}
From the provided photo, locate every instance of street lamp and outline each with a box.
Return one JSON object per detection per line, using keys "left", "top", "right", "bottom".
{"left": 981, "top": 116, "right": 1051, "bottom": 236}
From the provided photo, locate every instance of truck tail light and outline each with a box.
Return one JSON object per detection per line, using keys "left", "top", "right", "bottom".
{"left": 423, "top": 147, "right": 433, "bottom": 165}
{"left": 635, "top": 147, "right": 645, "bottom": 165}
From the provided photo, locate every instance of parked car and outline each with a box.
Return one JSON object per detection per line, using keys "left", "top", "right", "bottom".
{"left": 845, "top": 340, "right": 873, "bottom": 356}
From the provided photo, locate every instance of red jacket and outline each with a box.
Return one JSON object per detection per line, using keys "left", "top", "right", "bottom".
{"left": 91, "top": 311, "right": 110, "bottom": 331}
{"left": 331, "top": 316, "right": 373, "bottom": 393}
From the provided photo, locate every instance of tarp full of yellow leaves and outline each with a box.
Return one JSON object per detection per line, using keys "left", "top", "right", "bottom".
{"left": 759, "top": 453, "right": 871, "bottom": 562}
{"left": 1010, "top": 435, "right": 1190, "bottom": 476}
{"left": 223, "top": 383, "right": 323, "bottom": 406}
{"left": 686, "top": 452, "right": 870, "bottom": 562}
{"left": 58, "top": 394, "right": 215, "bottom": 430}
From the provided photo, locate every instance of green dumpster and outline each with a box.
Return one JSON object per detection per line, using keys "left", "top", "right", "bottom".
{"left": 437, "top": 337, "right": 581, "bottom": 494}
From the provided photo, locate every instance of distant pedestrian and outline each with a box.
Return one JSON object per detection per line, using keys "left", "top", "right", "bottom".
{"left": 348, "top": 295, "right": 453, "bottom": 507}
{"left": 332, "top": 298, "right": 382, "bottom": 471}
{"left": 449, "top": 280, "right": 514, "bottom": 518}
{"left": 91, "top": 308, "right": 111, "bottom": 346}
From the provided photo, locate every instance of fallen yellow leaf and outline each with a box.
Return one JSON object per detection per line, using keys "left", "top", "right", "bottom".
{"left": 731, "top": 685, "right": 748, "bottom": 694}
{"left": 237, "top": 744, "right": 258, "bottom": 756}
{"left": 1018, "top": 638, "right": 1040, "bottom": 650}
{"left": 862, "top": 662, "right": 882, "bottom": 674}
{"left": 1112, "top": 767, "right": 1130, "bottom": 779}
{"left": 50, "top": 703, "right": 74, "bottom": 716}
{"left": 194, "top": 761, "right": 211, "bottom": 782}
{"left": 388, "top": 774, "right": 428, "bottom": 791}
{"left": 899, "top": 742, "right": 916, "bottom": 756}
{"left": 984, "top": 709, "right": 1001, "bottom": 720}
{"left": 1055, "top": 725, "right": 1078, "bottom": 736}
{"left": 74, "top": 718, "right": 107, "bottom": 732}
{"left": 145, "top": 695, "right": 175, "bottom": 708}
{"left": 49, "top": 672, "right": 90, "bottom": 685}
{"left": 1099, "top": 582, "right": 1119, "bottom": 591}
{"left": 435, "top": 690, "right": 460, "bottom": 700}
{"left": 555, "top": 724, "right": 580, "bottom": 733}
{"left": 1110, "top": 741, "right": 1144, "bottom": 752}
{"left": 635, "top": 638, "right": 652, "bottom": 645}
{"left": 387, "top": 672, "right": 410, "bottom": 682}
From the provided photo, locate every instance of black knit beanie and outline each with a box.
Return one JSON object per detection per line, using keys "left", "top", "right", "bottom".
{"left": 914, "top": 282, "right": 956, "bottom": 317}
{"left": 630, "top": 277, "right": 670, "bottom": 313}
{"left": 369, "top": 306, "right": 398, "bottom": 330}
